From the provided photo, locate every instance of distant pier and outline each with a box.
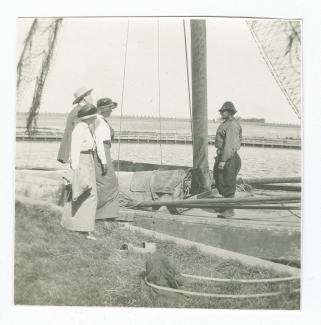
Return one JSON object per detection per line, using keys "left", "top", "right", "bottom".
{"left": 16, "top": 129, "right": 301, "bottom": 149}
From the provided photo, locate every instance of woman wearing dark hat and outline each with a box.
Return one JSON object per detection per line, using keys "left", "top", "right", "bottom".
{"left": 61, "top": 104, "right": 106, "bottom": 240}
{"left": 93, "top": 98, "right": 120, "bottom": 220}
{"left": 213, "top": 101, "right": 242, "bottom": 218}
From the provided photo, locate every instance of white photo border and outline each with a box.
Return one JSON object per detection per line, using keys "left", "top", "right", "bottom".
{"left": 1, "top": 0, "right": 321, "bottom": 324}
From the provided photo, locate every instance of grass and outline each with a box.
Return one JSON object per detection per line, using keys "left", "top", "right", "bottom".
{"left": 14, "top": 199, "right": 300, "bottom": 309}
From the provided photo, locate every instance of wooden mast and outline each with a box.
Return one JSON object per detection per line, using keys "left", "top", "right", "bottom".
{"left": 190, "top": 19, "right": 211, "bottom": 194}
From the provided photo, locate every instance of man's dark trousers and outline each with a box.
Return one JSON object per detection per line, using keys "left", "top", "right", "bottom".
{"left": 213, "top": 152, "right": 241, "bottom": 198}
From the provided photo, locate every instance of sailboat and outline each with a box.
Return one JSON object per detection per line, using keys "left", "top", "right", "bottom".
{"left": 15, "top": 17, "right": 301, "bottom": 268}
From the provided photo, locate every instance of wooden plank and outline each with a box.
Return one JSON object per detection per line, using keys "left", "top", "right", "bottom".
{"left": 136, "top": 194, "right": 301, "bottom": 208}
{"left": 124, "top": 223, "right": 300, "bottom": 276}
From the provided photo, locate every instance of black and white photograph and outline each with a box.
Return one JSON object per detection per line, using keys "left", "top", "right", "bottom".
{"left": 14, "top": 16, "right": 303, "bottom": 309}
{"left": 13, "top": 16, "right": 303, "bottom": 310}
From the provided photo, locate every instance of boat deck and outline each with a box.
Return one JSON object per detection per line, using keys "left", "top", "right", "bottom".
{"left": 15, "top": 168, "right": 301, "bottom": 265}
{"left": 183, "top": 205, "right": 300, "bottom": 229}
{"left": 123, "top": 205, "right": 300, "bottom": 265}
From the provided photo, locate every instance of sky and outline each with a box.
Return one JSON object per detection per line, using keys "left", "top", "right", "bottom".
{"left": 16, "top": 17, "right": 300, "bottom": 124}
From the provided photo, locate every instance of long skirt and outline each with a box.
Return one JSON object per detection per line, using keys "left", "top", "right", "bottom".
{"left": 61, "top": 152, "right": 97, "bottom": 232}
{"left": 94, "top": 142, "right": 119, "bottom": 220}
{"left": 213, "top": 152, "right": 241, "bottom": 197}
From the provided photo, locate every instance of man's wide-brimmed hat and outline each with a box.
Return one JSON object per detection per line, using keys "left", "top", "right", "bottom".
{"left": 77, "top": 103, "right": 97, "bottom": 120}
{"left": 97, "top": 98, "right": 118, "bottom": 111}
{"left": 73, "top": 87, "right": 93, "bottom": 105}
{"left": 219, "top": 101, "right": 237, "bottom": 114}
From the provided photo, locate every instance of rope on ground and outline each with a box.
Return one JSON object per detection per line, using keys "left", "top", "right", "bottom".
{"left": 182, "top": 273, "right": 300, "bottom": 283}
{"left": 117, "top": 19, "right": 130, "bottom": 176}
{"left": 145, "top": 278, "right": 300, "bottom": 299}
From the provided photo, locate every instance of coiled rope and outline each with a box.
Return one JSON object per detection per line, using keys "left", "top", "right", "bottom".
{"left": 145, "top": 276, "right": 300, "bottom": 299}
{"left": 181, "top": 273, "right": 300, "bottom": 283}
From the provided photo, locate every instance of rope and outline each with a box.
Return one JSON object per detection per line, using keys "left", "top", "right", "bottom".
{"left": 182, "top": 273, "right": 300, "bottom": 284}
{"left": 183, "top": 19, "right": 193, "bottom": 152}
{"left": 145, "top": 278, "right": 300, "bottom": 299}
{"left": 17, "top": 19, "right": 38, "bottom": 89}
{"left": 157, "top": 19, "right": 163, "bottom": 165}
{"left": 286, "top": 208, "right": 301, "bottom": 218}
{"left": 278, "top": 202, "right": 301, "bottom": 218}
{"left": 247, "top": 21, "right": 301, "bottom": 120}
{"left": 117, "top": 19, "right": 130, "bottom": 175}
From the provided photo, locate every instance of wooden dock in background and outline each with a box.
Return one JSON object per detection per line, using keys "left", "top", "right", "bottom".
{"left": 16, "top": 128, "right": 301, "bottom": 149}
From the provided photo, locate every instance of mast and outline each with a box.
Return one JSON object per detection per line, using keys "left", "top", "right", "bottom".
{"left": 190, "top": 19, "right": 211, "bottom": 194}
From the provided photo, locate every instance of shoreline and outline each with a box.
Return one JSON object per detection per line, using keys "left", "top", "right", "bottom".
{"left": 16, "top": 112, "right": 301, "bottom": 128}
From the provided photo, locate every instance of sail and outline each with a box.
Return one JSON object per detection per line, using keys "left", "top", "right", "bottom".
{"left": 247, "top": 19, "right": 301, "bottom": 119}
{"left": 17, "top": 18, "right": 62, "bottom": 132}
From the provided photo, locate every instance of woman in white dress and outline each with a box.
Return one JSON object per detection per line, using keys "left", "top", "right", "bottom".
{"left": 61, "top": 104, "right": 106, "bottom": 240}
{"left": 93, "top": 98, "right": 120, "bottom": 220}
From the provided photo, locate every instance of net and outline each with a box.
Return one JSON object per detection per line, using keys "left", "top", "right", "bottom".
{"left": 16, "top": 18, "right": 62, "bottom": 133}
{"left": 247, "top": 19, "right": 301, "bottom": 120}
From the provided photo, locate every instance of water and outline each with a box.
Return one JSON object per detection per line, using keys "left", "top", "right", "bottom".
{"left": 16, "top": 113, "right": 301, "bottom": 139}
{"left": 16, "top": 113, "right": 301, "bottom": 177}
{"left": 15, "top": 141, "right": 301, "bottom": 178}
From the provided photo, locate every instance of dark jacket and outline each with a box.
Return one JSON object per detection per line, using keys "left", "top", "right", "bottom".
{"left": 57, "top": 105, "right": 81, "bottom": 163}
{"left": 215, "top": 118, "right": 242, "bottom": 162}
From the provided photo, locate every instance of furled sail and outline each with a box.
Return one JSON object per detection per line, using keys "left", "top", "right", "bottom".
{"left": 16, "top": 18, "right": 62, "bottom": 132}
{"left": 247, "top": 19, "right": 301, "bottom": 119}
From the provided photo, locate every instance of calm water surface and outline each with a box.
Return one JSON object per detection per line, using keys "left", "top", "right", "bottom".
{"left": 16, "top": 114, "right": 301, "bottom": 177}
{"left": 16, "top": 141, "right": 301, "bottom": 178}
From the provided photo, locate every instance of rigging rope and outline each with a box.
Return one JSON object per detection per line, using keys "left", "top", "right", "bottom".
{"left": 17, "top": 19, "right": 38, "bottom": 89}
{"left": 157, "top": 19, "right": 163, "bottom": 165}
{"left": 183, "top": 19, "right": 194, "bottom": 152}
{"left": 117, "top": 19, "right": 130, "bottom": 175}
{"left": 17, "top": 18, "right": 63, "bottom": 167}
{"left": 246, "top": 20, "right": 301, "bottom": 120}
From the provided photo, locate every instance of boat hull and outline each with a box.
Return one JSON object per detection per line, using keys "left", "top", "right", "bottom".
{"left": 15, "top": 168, "right": 301, "bottom": 265}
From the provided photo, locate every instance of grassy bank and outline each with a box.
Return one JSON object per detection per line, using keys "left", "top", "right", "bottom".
{"left": 14, "top": 200, "right": 300, "bottom": 309}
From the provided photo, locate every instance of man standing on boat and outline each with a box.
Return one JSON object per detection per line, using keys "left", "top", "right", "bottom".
{"left": 57, "top": 87, "right": 94, "bottom": 163}
{"left": 213, "top": 101, "right": 242, "bottom": 218}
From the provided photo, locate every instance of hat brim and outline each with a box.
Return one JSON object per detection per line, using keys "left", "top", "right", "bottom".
{"left": 73, "top": 89, "right": 93, "bottom": 105}
{"left": 219, "top": 109, "right": 237, "bottom": 113}
{"left": 77, "top": 113, "right": 97, "bottom": 121}
{"left": 99, "top": 102, "right": 117, "bottom": 110}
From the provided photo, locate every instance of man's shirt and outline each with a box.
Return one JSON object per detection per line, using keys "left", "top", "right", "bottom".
{"left": 215, "top": 118, "right": 242, "bottom": 162}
